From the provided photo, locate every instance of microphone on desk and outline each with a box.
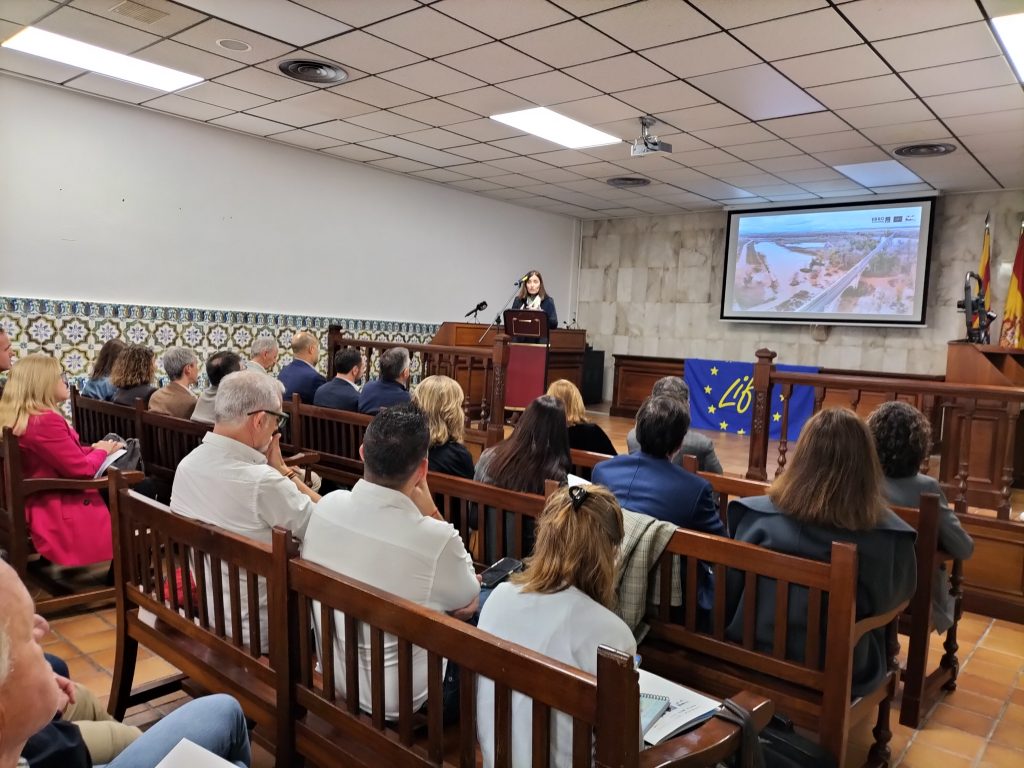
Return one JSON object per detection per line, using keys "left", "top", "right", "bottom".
{"left": 464, "top": 300, "right": 488, "bottom": 318}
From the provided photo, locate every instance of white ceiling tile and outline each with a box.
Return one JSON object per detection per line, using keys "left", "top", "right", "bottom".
{"left": 612, "top": 80, "right": 712, "bottom": 113}
{"left": 753, "top": 155, "right": 827, "bottom": 172}
{"left": 365, "top": 7, "right": 489, "bottom": 58}
{"left": 688, "top": 0, "right": 828, "bottom": 29}
{"left": 901, "top": 57, "right": 1019, "bottom": 97}
{"left": 329, "top": 76, "right": 425, "bottom": 109}
{"left": 590, "top": 117, "right": 650, "bottom": 140}
{"left": 696, "top": 161, "right": 762, "bottom": 179}
{"left": 691, "top": 122, "right": 777, "bottom": 146}
{"left": 71, "top": 0, "right": 203, "bottom": 36}
{"left": 175, "top": 0, "right": 349, "bottom": 47}
{"left": 585, "top": 0, "right": 717, "bottom": 50}
{"left": 214, "top": 67, "right": 315, "bottom": 100}
{"left": 660, "top": 103, "right": 748, "bottom": 132}
{"left": 944, "top": 109, "right": 1024, "bottom": 136}
{"left": 676, "top": 148, "right": 741, "bottom": 166}
{"left": 506, "top": 21, "right": 627, "bottom": 68}
{"left": 487, "top": 173, "right": 543, "bottom": 187}
{"left": 839, "top": 0, "right": 982, "bottom": 40}
{"left": 759, "top": 111, "right": 850, "bottom": 137}
{"left": 836, "top": 99, "right": 932, "bottom": 129}
{"left": 37, "top": 6, "right": 159, "bottom": 53}
{"left": 432, "top": 0, "right": 571, "bottom": 38}
{"left": 523, "top": 166, "right": 586, "bottom": 183}
{"left": 209, "top": 111, "right": 294, "bottom": 136}
{"left": 571, "top": 161, "right": 634, "bottom": 178}
{"left": 811, "top": 146, "right": 889, "bottom": 165}
{"left": 868, "top": 183, "right": 934, "bottom": 193}
{"left": 773, "top": 45, "right": 891, "bottom": 88}
{"left": 642, "top": 165, "right": 711, "bottom": 183}
{"left": 308, "top": 31, "right": 423, "bottom": 75}
{"left": 689, "top": 64, "right": 826, "bottom": 121}
{"left": 896, "top": 152, "right": 996, "bottom": 191}
{"left": 873, "top": 22, "right": 1001, "bottom": 70}
{"left": 450, "top": 161, "right": 510, "bottom": 177}
{"left": 808, "top": 75, "right": 914, "bottom": 109}
{"left": 322, "top": 144, "right": 392, "bottom": 161}
{"left": 677, "top": 178, "right": 756, "bottom": 199}
{"left": 379, "top": 60, "right": 484, "bottom": 97}
{"left": 717, "top": 173, "right": 782, "bottom": 187}
{"left": 728, "top": 140, "right": 801, "bottom": 160}
{"left": 563, "top": 53, "right": 673, "bottom": 93}
{"left": 391, "top": 98, "right": 478, "bottom": 126}
{"left": 362, "top": 136, "right": 471, "bottom": 165}
{"left": 142, "top": 93, "right": 231, "bottom": 120}
{"left": 447, "top": 143, "right": 516, "bottom": 160}
{"left": 438, "top": 42, "right": 549, "bottom": 83}
{"left": 789, "top": 130, "right": 870, "bottom": 153}
{"left": 480, "top": 186, "right": 534, "bottom": 199}
{"left": 815, "top": 188, "right": 872, "bottom": 197}
{"left": 798, "top": 178, "right": 868, "bottom": 192}
{"left": 859, "top": 120, "right": 950, "bottom": 145}
{"left": 306, "top": 120, "right": 385, "bottom": 142}
{"left": 179, "top": 80, "right": 271, "bottom": 111}
{"left": 774, "top": 167, "right": 845, "bottom": 182}
{"left": 172, "top": 19, "right": 293, "bottom": 65}
{"left": 440, "top": 86, "right": 533, "bottom": 116}
{"left": 369, "top": 156, "right": 434, "bottom": 173}
{"left": 500, "top": 70, "right": 599, "bottom": 105}
{"left": 487, "top": 156, "right": 556, "bottom": 174}
{"left": 490, "top": 134, "right": 565, "bottom": 154}
{"left": 529, "top": 149, "right": 601, "bottom": 166}
{"left": 832, "top": 159, "right": 921, "bottom": 186}
{"left": 403, "top": 127, "right": 480, "bottom": 148}
{"left": 134, "top": 40, "right": 243, "bottom": 79}
{"left": 641, "top": 33, "right": 760, "bottom": 79}
{"left": 925, "top": 85, "right": 1024, "bottom": 118}
{"left": 548, "top": 0, "right": 633, "bottom": 15}
{"left": 346, "top": 109, "right": 432, "bottom": 134}
{"left": 0, "top": 44, "right": 84, "bottom": 82}
{"left": 444, "top": 117, "right": 523, "bottom": 141}
{"left": 66, "top": 72, "right": 163, "bottom": 102}
{"left": 980, "top": 0, "right": 1024, "bottom": 17}
{"left": 733, "top": 8, "right": 862, "bottom": 60}
{"left": 3, "top": 0, "right": 57, "bottom": 26}
{"left": 292, "top": 0, "right": 419, "bottom": 27}
{"left": 450, "top": 177, "right": 505, "bottom": 191}
{"left": 551, "top": 95, "right": 640, "bottom": 125}
{"left": 247, "top": 90, "right": 376, "bottom": 126}
{"left": 410, "top": 167, "right": 470, "bottom": 183}
{"left": 267, "top": 129, "right": 343, "bottom": 149}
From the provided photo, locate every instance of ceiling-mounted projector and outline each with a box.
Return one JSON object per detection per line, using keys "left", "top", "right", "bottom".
{"left": 630, "top": 115, "right": 672, "bottom": 157}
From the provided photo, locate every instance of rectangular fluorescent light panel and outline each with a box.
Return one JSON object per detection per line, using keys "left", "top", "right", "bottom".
{"left": 833, "top": 160, "right": 921, "bottom": 187}
{"left": 993, "top": 12, "right": 1024, "bottom": 83}
{"left": 490, "top": 107, "right": 620, "bottom": 149}
{"left": 1, "top": 27, "right": 203, "bottom": 91}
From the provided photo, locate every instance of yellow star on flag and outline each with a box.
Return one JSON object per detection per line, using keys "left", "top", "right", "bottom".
{"left": 703, "top": 385, "right": 712, "bottom": 394}
{"left": 719, "top": 420, "right": 728, "bottom": 430}
{"left": 737, "top": 428, "right": 746, "bottom": 436}
{"left": 707, "top": 405, "right": 716, "bottom": 414}
{"left": 779, "top": 393, "right": 785, "bottom": 401}
{"left": 710, "top": 366, "right": 719, "bottom": 375}
{"left": 772, "top": 412, "right": 782, "bottom": 422}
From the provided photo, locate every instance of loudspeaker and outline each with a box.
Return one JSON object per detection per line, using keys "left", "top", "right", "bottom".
{"left": 581, "top": 348, "right": 605, "bottom": 405}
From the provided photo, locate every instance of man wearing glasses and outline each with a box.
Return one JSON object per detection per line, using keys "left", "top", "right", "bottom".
{"left": 170, "top": 369, "right": 319, "bottom": 652}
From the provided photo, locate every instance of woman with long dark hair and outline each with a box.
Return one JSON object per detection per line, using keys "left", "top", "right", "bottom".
{"left": 79, "top": 338, "right": 125, "bottom": 401}
{"left": 511, "top": 270, "right": 557, "bottom": 330}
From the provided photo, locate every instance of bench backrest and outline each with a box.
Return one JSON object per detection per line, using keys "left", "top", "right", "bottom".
{"left": 680, "top": 455, "right": 766, "bottom": 527}
{"left": 138, "top": 407, "right": 211, "bottom": 484}
{"left": 569, "top": 448, "right": 613, "bottom": 481}
{"left": 71, "top": 387, "right": 139, "bottom": 444}
{"left": 288, "top": 395, "right": 370, "bottom": 484}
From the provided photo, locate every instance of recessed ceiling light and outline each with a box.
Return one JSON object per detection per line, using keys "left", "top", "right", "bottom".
{"left": 992, "top": 12, "right": 1024, "bottom": 83}
{"left": 490, "top": 107, "right": 620, "bottom": 149}
{"left": 893, "top": 143, "right": 957, "bottom": 158}
{"left": 833, "top": 160, "right": 922, "bottom": 187}
{"left": 1, "top": 27, "right": 202, "bottom": 91}
{"left": 216, "top": 38, "right": 252, "bottom": 53}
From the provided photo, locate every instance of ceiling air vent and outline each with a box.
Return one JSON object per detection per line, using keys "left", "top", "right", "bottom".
{"left": 109, "top": 1, "right": 169, "bottom": 25}
{"left": 606, "top": 176, "right": 651, "bottom": 188}
{"left": 893, "top": 143, "right": 957, "bottom": 158}
{"left": 278, "top": 59, "right": 348, "bottom": 84}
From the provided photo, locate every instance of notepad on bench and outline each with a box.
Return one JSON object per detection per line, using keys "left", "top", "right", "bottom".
{"left": 93, "top": 448, "right": 126, "bottom": 478}
{"left": 639, "top": 669, "right": 720, "bottom": 745}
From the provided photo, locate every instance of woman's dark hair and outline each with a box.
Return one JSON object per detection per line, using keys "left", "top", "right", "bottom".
{"left": 515, "top": 270, "right": 547, "bottom": 302}
{"left": 484, "top": 395, "right": 570, "bottom": 494}
{"left": 866, "top": 401, "right": 931, "bottom": 479}
{"left": 89, "top": 338, "right": 126, "bottom": 381}
{"left": 110, "top": 344, "right": 155, "bottom": 389}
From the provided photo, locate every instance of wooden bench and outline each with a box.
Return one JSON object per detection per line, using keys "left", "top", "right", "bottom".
{"left": 570, "top": 447, "right": 613, "bottom": 481}
{"left": 70, "top": 387, "right": 139, "bottom": 444}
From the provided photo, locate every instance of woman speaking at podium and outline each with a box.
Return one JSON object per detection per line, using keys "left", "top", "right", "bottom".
{"left": 511, "top": 270, "right": 558, "bottom": 330}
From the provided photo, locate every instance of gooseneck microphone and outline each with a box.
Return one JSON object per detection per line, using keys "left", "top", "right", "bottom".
{"left": 464, "top": 300, "right": 488, "bottom": 318}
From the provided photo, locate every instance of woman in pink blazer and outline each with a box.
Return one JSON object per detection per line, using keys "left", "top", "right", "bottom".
{"left": 0, "top": 354, "right": 123, "bottom": 565}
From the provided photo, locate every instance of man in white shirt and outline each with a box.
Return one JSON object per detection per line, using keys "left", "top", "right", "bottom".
{"left": 172, "top": 369, "right": 319, "bottom": 651}
{"left": 246, "top": 335, "right": 279, "bottom": 375}
{"left": 302, "top": 403, "right": 479, "bottom": 721}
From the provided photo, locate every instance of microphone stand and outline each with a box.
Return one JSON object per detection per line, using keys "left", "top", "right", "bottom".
{"left": 479, "top": 283, "right": 523, "bottom": 343}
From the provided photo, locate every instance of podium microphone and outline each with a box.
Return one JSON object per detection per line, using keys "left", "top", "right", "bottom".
{"left": 464, "top": 300, "right": 488, "bottom": 318}
{"left": 514, "top": 274, "right": 530, "bottom": 286}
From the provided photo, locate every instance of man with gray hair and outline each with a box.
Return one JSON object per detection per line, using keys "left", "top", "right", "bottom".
{"left": 358, "top": 346, "right": 412, "bottom": 415}
{"left": 625, "top": 376, "right": 723, "bottom": 474}
{"left": 247, "top": 335, "right": 279, "bottom": 375}
{"left": 149, "top": 346, "right": 199, "bottom": 419}
{"left": 171, "top": 369, "right": 319, "bottom": 649}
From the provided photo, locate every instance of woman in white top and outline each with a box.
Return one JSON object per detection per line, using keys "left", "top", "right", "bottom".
{"left": 476, "top": 484, "right": 636, "bottom": 767}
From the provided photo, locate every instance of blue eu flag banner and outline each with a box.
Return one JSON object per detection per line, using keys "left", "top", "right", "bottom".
{"left": 684, "top": 359, "right": 819, "bottom": 442}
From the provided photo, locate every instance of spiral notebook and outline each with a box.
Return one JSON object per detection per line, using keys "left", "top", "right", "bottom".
{"left": 639, "top": 669, "right": 720, "bottom": 745}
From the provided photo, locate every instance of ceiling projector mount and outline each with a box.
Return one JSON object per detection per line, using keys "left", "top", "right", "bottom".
{"left": 630, "top": 116, "right": 672, "bottom": 157}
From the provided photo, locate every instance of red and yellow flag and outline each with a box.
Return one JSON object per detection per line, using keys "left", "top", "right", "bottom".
{"left": 975, "top": 214, "right": 991, "bottom": 328}
{"left": 999, "top": 221, "right": 1024, "bottom": 349}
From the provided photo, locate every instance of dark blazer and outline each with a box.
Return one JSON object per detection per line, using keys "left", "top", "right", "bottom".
{"left": 112, "top": 384, "right": 156, "bottom": 407}
{"left": 726, "top": 496, "right": 917, "bottom": 697}
{"left": 882, "top": 474, "right": 974, "bottom": 633}
{"left": 511, "top": 295, "right": 557, "bottom": 330}
{"left": 358, "top": 378, "right": 410, "bottom": 415}
{"left": 313, "top": 377, "right": 360, "bottom": 412}
{"left": 568, "top": 422, "right": 617, "bottom": 455}
{"left": 627, "top": 427, "right": 723, "bottom": 474}
{"left": 278, "top": 359, "right": 327, "bottom": 405}
{"left": 428, "top": 441, "right": 475, "bottom": 479}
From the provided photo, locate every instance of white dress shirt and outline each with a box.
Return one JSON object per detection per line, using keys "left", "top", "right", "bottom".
{"left": 171, "top": 432, "right": 315, "bottom": 651}
{"left": 301, "top": 479, "right": 479, "bottom": 718}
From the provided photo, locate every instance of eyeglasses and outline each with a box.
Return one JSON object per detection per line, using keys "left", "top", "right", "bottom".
{"left": 248, "top": 409, "right": 289, "bottom": 431}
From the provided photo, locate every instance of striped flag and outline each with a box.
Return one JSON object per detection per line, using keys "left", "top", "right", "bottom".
{"left": 999, "top": 220, "right": 1024, "bottom": 349}
{"left": 975, "top": 213, "right": 991, "bottom": 328}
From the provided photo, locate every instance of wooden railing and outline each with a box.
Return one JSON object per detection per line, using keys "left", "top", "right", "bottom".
{"left": 326, "top": 325, "right": 508, "bottom": 447}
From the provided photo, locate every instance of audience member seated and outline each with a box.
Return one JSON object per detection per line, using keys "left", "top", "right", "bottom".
{"left": 727, "top": 408, "right": 917, "bottom": 697}
{"left": 626, "top": 376, "right": 722, "bottom": 474}
{"left": 246, "top": 335, "right": 279, "bottom": 375}
{"left": 475, "top": 395, "right": 570, "bottom": 493}
{"left": 412, "top": 374, "right": 473, "bottom": 479}
{"left": 302, "top": 403, "right": 479, "bottom": 721}
{"left": 78, "top": 339, "right": 125, "bottom": 402}
{"left": 0, "top": 328, "right": 12, "bottom": 375}
{"left": 172, "top": 370, "right": 319, "bottom": 649}
{"left": 147, "top": 346, "right": 199, "bottom": 419}
{"left": 278, "top": 331, "right": 326, "bottom": 405}
{"left": 0, "top": 355, "right": 123, "bottom": 567}
{"left": 357, "top": 347, "right": 412, "bottom": 415}
{"left": 313, "top": 347, "right": 362, "bottom": 412}
{"left": 109, "top": 344, "right": 156, "bottom": 407}
{"left": 191, "top": 351, "right": 243, "bottom": 424}
{"left": 546, "top": 379, "right": 616, "bottom": 455}
{"left": 0, "top": 561, "right": 253, "bottom": 768}
{"left": 868, "top": 401, "right": 973, "bottom": 633}
{"left": 477, "top": 484, "right": 635, "bottom": 767}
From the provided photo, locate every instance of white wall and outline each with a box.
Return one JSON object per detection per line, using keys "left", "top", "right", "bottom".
{"left": 0, "top": 75, "right": 578, "bottom": 324}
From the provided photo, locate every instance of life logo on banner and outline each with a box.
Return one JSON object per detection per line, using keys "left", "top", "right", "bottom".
{"left": 684, "top": 359, "right": 819, "bottom": 441}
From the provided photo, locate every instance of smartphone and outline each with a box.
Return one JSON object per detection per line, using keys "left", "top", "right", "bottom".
{"left": 480, "top": 557, "right": 525, "bottom": 589}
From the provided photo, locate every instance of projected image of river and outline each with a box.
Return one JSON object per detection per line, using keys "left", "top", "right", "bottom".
{"left": 746, "top": 242, "right": 816, "bottom": 310}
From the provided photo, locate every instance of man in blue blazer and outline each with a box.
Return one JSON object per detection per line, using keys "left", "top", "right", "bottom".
{"left": 314, "top": 347, "right": 363, "bottom": 412}
{"left": 278, "top": 331, "right": 327, "bottom": 404}
{"left": 358, "top": 346, "right": 412, "bottom": 415}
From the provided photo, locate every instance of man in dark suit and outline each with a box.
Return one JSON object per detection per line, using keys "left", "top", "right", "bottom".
{"left": 625, "top": 376, "right": 722, "bottom": 474}
{"left": 358, "top": 347, "right": 412, "bottom": 415}
{"left": 278, "top": 331, "right": 327, "bottom": 404}
{"left": 314, "top": 347, "right": 363, "bottom": 412}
